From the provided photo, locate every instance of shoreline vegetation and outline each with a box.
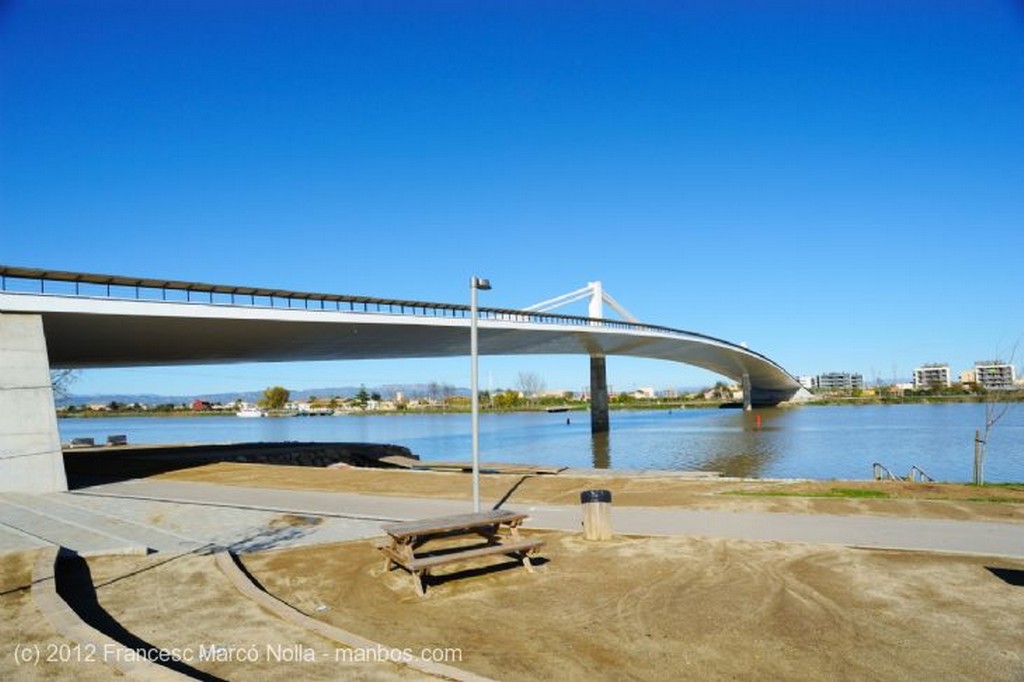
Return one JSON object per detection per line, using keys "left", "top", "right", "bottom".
{"left": 56, "top": 392, "right": 1024, "bottom": 419}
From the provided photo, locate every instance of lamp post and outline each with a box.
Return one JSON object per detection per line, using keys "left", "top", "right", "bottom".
{"left": 470, "top": 276, "right": 491, "bottom": 512}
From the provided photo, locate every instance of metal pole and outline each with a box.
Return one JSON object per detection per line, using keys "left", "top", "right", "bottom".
{"left": 470, "top": 278, "right": 481, "bottom": 512}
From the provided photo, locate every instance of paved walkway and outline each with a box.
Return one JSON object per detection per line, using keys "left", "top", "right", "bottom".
{"left": 70, "top": 479, "right": 1024, "bottom": 559}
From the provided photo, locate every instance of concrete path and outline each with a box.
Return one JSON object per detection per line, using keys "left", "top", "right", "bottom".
{"left": 3, "top": 492, "right": 198, "bottom": 553}
{"left": 0, "top": 497, "right": 146, "bottom": 557}
{"left": 73, "top": 479, "right": 1024, "bottom": 560}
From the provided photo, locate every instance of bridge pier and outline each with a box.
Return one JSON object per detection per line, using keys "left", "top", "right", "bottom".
{"left": 590, "top": 355, "right": 609, "bottom": 433}
{"left": 0, "top": 314, "right": 67, "bottom": 493}
{"left": 742, "top": 372, "right": 752, "bottom": 411}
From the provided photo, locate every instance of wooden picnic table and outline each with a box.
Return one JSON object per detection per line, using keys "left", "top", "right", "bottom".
{"left": 379, "top": 509, "right": 544, "bottom": 596}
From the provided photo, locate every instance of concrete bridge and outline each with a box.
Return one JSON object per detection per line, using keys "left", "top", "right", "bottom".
{"left": 0, "top": 265, "right": 806, "bottom": 493}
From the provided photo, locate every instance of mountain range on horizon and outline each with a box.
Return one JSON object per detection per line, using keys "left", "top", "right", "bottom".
{"left": 59, "top": 383, "right": 470, "bottom": 407}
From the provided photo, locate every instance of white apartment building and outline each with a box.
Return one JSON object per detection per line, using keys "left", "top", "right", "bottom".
{"left": 974, "top": 361, "right": 1017, "bottom": 390}
{"left": 814, "top": 372, "right": 864, "bottom": 391}
{"left": 913, "top": 364, "right": 951, "bottom": 390}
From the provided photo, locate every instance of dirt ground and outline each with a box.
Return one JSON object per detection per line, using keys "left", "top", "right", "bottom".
{"left": 5, "top": 459, "right": 1022, "bottom": 680}
{"left": 7, "top": 532, "right": 1023, "bottom": 681}
{"left": 1, "top": 548, "right": 423, "bottom": 681}
{"left": 243, "top": 532, "right": 1024, "bottom": 681}
{"left": 156, "top": 462, "right": 1024, "bottom": 523}
{"left": 0, "top": 551, "right": 116, "bottom": 680}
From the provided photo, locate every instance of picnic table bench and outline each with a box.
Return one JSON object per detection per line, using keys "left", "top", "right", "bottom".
{"left": 379, "top": 509, "right": 544, "bottom": 596}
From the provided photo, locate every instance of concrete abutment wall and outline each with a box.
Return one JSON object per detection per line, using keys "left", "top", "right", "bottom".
{"left": 0, "top": 314, "right": 68, "bottom": 492}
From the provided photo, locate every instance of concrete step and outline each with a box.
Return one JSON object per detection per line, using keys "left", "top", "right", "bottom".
{"left": 1, "top": 493, "right": 201, "bottom": 555}
{"left": 0, "top": 521, "right": 50, "bottom": 554}
{"left": 0, "top": 497, "right": 146, "bottom": 557}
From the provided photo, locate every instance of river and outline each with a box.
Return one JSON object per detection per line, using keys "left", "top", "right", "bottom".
{"left": 58, "top": 403, "right": 1024, "bottom": 482}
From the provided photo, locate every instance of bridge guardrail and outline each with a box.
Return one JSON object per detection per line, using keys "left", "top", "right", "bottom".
{"left": 0, "top": 265, "right": 791, "bottom": 374}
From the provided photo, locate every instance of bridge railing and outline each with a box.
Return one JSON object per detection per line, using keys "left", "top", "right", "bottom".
{"left": 0, "top": 265, "right": 786, "bottom": 369}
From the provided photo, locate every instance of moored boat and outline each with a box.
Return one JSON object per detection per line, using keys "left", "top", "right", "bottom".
{"left": 236, "top": 407, "right": 266, "bottom": 418}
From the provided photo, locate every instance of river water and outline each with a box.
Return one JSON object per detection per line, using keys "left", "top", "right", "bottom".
{"left": 58, "top": 403, "right": 1024, "bottom": 482}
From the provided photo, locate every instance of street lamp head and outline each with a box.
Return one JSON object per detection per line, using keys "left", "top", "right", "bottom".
{"left": 473, "top": 277, "right": 492, "bottom": 291}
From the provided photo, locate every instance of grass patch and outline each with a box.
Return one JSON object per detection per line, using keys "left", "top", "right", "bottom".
{"left": 726, "top": 488, "right": 891, "bottom": 500}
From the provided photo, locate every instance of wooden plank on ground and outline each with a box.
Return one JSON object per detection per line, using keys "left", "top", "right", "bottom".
{"left": 382, "top": 459, "right": 566, "bottom": 475}
{"left": 378, "top": 454, "right": 423, "bottom": 468}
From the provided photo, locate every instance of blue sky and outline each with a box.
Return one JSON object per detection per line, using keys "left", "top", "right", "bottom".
{"left": 2, "top": 1, "right": 1023, "bottom": 396}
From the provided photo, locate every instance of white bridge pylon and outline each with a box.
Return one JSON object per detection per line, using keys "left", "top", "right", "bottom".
{"left": 523, "top": 281, "right": 638, "bottom": 322}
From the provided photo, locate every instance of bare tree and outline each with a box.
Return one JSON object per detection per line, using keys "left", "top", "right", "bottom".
{"left": 440, "top": 383, "right": 456, "bottom": 412}
{"left": 50, "top": 369, "right": 79, "bottom": 401}
{"left": 427, "top": 381, "right": 441, "bottom": 405}
{"left": 974, "top": 341, "right": 1019, "bottom": 485}
{"left": 516, "top": 371, "right": 546, "bottom": 404}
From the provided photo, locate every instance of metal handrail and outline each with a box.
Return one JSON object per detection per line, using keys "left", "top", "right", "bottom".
{"left": 907, "top": 465, "right": 935, "bottom": 483}
{"left": 872, "top": 462, "right": 903, "bottom": 481}
{"left": 0, "top": 264, "right": 799, "bottom": 380}
{"left": 873, "top": 462, "right": 935, "bottom": 483}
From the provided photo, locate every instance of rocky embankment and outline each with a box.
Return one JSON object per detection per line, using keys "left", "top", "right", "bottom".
{"left": 63, "top": 442, "right": 418, "bottom": 481}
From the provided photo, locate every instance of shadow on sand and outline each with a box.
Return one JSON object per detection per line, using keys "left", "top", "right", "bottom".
{"left": 54, "top": 549, "right": 222, "bottom": 680}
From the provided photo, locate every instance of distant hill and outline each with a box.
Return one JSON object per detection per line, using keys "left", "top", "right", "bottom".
{"left": 60, "top": 383, "right": 470, "bottom": 406}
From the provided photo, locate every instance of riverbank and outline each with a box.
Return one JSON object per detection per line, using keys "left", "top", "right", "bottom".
{"left": 152, "top": 461, "right": 1024, "bottom": 523}
{"left": 56, "top": 405, "right": 1024, "bottom": 482}
{"left": 56, "top": 392, "right": 1024, "bottom": 419}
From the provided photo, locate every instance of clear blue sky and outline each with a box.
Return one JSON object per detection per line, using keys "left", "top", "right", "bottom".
{"left": 2, "top": 1, "right": 1022, "bottom": 397}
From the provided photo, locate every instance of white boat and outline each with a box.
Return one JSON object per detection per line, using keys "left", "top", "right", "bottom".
{"left": 236, "top": 407, "right": 266, "bottom": 418}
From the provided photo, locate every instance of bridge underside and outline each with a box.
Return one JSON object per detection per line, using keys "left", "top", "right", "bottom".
{"left": 39, "top": 309, "right": 800, "bottom": 403}
{"left": 32, "top": 308, "right": 797, "bottom": 396}
{"left": 1, "top": 295, "right": 803, "bottom": 492}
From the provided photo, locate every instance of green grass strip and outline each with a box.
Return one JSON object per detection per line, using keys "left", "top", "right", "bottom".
{"left": 725, "top": 487, "right": 891, "bottom": 499}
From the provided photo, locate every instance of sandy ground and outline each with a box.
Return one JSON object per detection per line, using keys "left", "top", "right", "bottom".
{"left": 156, "top": 463, "right": 1024, "bottom": 523}
{"left": 243, "top": 532, "right": 1024, "bottom": 681}
{"left": 5, "top": 457, "right": 1022, "bottom": 680}
{"left": 85, "top": 551, "right": 422, "bottom": 680}
{"left": 1, "top": 548, "right": 424, "bottom": 681}
{"left": 0, "top": 551, "right": 115, "bottom": 680}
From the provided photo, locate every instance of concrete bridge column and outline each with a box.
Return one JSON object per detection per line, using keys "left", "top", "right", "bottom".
{"left": 0, "top": 314, "right": 67, "bottom": 492}
{"left": 590, "top": 355, "right": 609, "bottom": 433}
{"left": 742, "top": 372, "right": 752, "bottom": 412}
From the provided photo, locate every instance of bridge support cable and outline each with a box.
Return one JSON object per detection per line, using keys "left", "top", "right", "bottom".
{"left": 590, "top": 356, "right": 610, "bottom": 434}
{"left": 525, "top": 281, "right": 638, "bottom": 323}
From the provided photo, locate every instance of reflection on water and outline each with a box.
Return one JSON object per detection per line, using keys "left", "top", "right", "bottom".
{"left": 692, "top": 410, "right": 786, "bottom": 478}
{"left": 591, "top": 431, "right": 611, "bottom": 469}
{"left": 58, "top": 403, "right": 1024, "bottom": 482}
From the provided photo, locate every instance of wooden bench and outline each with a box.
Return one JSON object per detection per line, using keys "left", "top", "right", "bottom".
{"left": 379, "top": 510, "right": 544, "bottom": 596}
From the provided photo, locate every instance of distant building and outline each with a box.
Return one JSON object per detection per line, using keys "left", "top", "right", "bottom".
{"left": 797, "top": 376, "right": 815, "bottom": 390}
{"left": 974, "top": 361, "right": 1017, "bottom": 390}
{"left": 814, "top": 372, "right": 864, "bottom": 392}
{"left": 959, "top": 369, "right": 977, "bottom": 385}
{"left": 913, "top": 364, "right": 951, "bottom": 390}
